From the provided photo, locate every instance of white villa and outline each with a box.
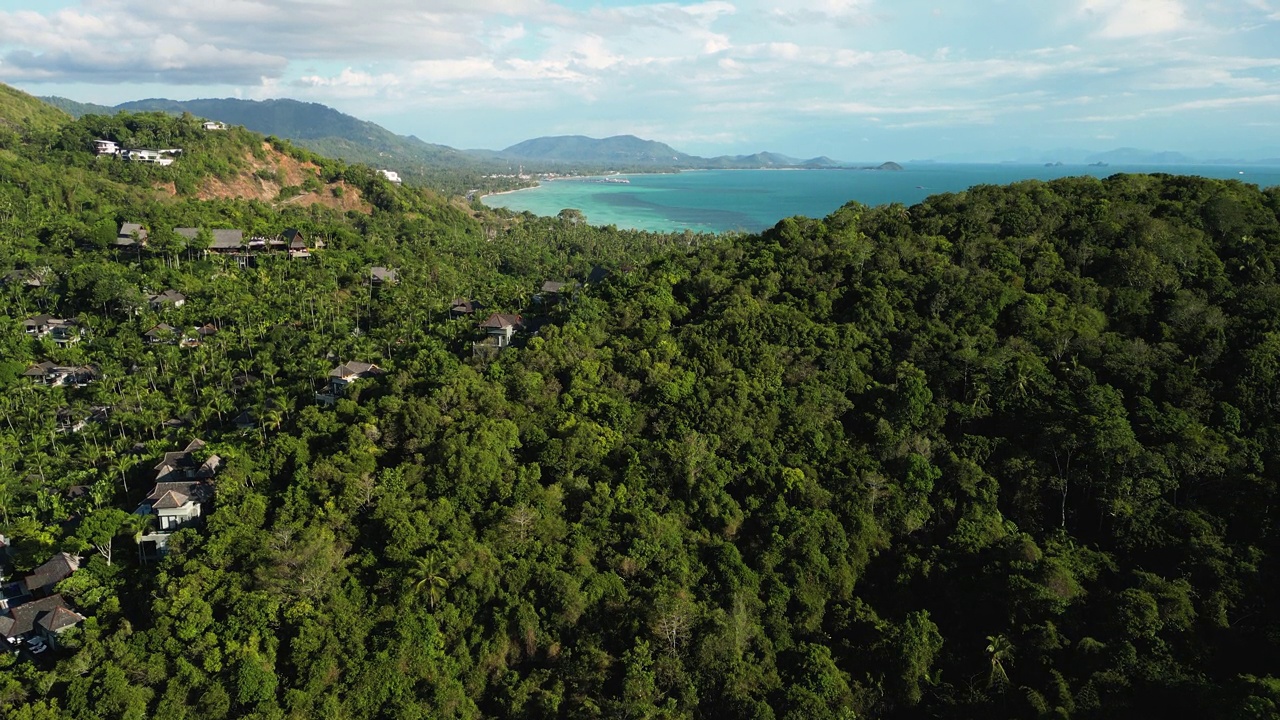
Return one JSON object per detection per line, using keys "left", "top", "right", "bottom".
{"left": 122, "top": 149, "right": 181, "bottom": 166}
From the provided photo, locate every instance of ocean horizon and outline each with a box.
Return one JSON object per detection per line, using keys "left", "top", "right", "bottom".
{"left": 483, "top": 163, "right": 1280, "bottom": 234}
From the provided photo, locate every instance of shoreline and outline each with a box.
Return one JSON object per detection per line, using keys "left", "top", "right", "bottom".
{"left": 478, "top": 182, "right": 542, "bottom": 203}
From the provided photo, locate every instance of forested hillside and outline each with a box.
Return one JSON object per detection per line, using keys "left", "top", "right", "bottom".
{"left": 0, "top": 84, "right": 70, "bottom": 134}
{"left": 0, "top": 96, "right": 1278, "bottom": 720}
{"left": 38, "top": 94, "right": 516, "bottom": 196}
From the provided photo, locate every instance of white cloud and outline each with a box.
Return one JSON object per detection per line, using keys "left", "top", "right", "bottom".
{"left": 766, "top": 0, "right": 874, "bottom": 26}
{"left": 0, "top": 0, "right": 1276, "bottom": 156}
{"left": 1080, "top": 0, "right": 1192, "bottom": 38}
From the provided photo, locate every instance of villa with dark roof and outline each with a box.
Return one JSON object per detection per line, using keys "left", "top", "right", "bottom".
{"left": 23, "top": 362, "right": 99, "bottom": 387}
{"left": 148, "top": 290, "right": 186, "bottom": 310}
{"left": 144, "top": 323, "right": 178, "bottom": 344}
{"left": 23, "top": 553, "right": 79, "bottom": 599}
{"left": 22, "top": 315, "right": 82, "bottom": 346}
{"left": 479, "top": 313, "right": 524, "bottom": 348}
{"left": 0, "top": 594, "right": 85, "bottom": 651}
{"left": 317, "top": 361, "right": 384, "bottom": 405}
{"left": 450, "top": 298, "right": 483, "bottom": 319}
{"left": 370, "top": 267, "right": 399, "bottom": 285}
{"left": 117, "top": 222, "right": 148, "bottom": 248}
{"left": 137, "top": 440, "right": 221, "bottom": 559}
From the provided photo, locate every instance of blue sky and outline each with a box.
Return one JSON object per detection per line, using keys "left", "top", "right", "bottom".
{"left": 0, "top": 0, "right": 1277, "bottom": 160}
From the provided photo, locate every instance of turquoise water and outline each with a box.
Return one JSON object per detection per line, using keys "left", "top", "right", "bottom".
{"left": 484, "top": 164, "right": 1280, "bottom": 234}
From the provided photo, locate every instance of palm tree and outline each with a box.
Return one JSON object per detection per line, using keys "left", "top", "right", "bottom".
{"left": 108, "top": 451, "right": 139, "bottom": 494}
{"left": 410, "top": 553, "right": 448, "bottom": 610}
{"left": 986, "top": 634, "right": 1014, "bottom": 689}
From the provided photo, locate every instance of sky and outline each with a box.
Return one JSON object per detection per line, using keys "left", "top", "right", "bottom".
{"left": 0, "top": 0, "right": 1277, "bottom": 161}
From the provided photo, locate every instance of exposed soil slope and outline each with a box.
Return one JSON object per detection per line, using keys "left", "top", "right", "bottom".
{"left": 192, "top": 142, "right": 371, "bottom": 213}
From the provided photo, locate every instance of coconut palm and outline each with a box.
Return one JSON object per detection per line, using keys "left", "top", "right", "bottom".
{"left": 410, "top": 552, "right": 448, "bottom": 610}
{"left": 986, "top": 634, "right": 1014, "bottom": 689}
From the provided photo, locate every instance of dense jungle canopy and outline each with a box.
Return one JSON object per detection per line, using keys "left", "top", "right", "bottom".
{"left": 0, "top": 88, "right": 1278, "bottom": 719}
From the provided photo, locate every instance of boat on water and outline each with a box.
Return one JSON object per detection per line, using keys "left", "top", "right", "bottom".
{"left": 574, "top": 176, "right": 631, "bottom": 185}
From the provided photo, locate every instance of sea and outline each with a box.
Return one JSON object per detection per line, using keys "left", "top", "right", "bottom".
{"left": 483, "top": 164, "right": 1280, "bottom": 234}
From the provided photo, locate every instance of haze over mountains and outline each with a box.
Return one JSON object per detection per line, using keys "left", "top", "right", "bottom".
{"left": 41, "top": 96, "right": 859, "bottom": 171}
{"left": 40, "top": 94, "right": 1280, "bottom": 174}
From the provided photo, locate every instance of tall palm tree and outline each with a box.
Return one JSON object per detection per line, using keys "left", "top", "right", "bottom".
{"left": 108, "top": 451, "right": 139, "bottom": 494}
{"left": 410, "top": 553, "right": 448, "bottom": 610}
{"left": 986, "top": 634, "right": 1014, "bottom": 689}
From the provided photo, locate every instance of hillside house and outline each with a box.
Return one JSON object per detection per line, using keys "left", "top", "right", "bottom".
{"left": 202, "top": 121, "right": 227, "bottom": 130}
{"left": 152, "top": 439, "right": 222, "bottom": 483}
{"left": 317, "top": 361, "right": 384, "bottom": 405}
{"left": 144, "top": 323, "right": 178, "bottom": 344}
{"left": 116, "top": 222, "right": 148, "bottom": 248}
{"left": 370, "top": 267, "right": 399, "bottom": 285}
{"left": 122, "top": 148, "right": 180, "bottom": 165}
{"left": 56, "top": 406, "right": 108, "bottom": 434}
{"left": 536, "top": 280, "right": 577, "bottom": 304}
{"left": 479, "top": 313, "right": 524, "bottom": 348}
{"left": 148, "top": 290, "right": 186, "bottom": 310}
{"left": 23, "top": 315, "right": 81, "bottom": 346}
{"left": 0, "top": 594, "right": 85, "bottom": 652}
{"left": 379, "top": 169, "right": 402, "bottom": 184}
{"left": 94, "top": 139, "right": 119, "bottom": 156}
{"left": 180, "top": 323, "right": 218, "bottom": 348}
{"left": 282, "top": 228, "right": 314, "bottom": 259}
{"left": 138, "top": 440, "right": 221, "bottom": 559}
{"left": 281, "top": 228, "right": 306, "bottom": 247}
{"left": 246, "top": 235, "right": 287, "bottom": 253}
{"left": 450, "top": 298, "right": 483, "bottom": 319}
{"left": 176, "top": 227, "right": 257, "bottom": 266}
{"left": 23, "top": 362, "right": 99, "bottom": 388}
{"left": 23, "top": 553, "right": 79, "bottom": 599}
{"left": 176, "top": 226, "right": 248, "bottom": 255}
{"left": 5, "top": 267, "right": 52, "bottom": 288}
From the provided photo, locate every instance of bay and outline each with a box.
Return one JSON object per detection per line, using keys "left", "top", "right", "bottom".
{"left": 483, "top": 164, "right": 1280, "bottom": 234}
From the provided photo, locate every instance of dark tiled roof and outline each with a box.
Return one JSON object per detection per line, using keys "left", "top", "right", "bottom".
{"left": 1, "top": 594, "right": 80, "bottom": 637}
{"left": 176, "top": 228, "right": 244, "bottom": 249}
{"left": 450, "top": 298, "right": 482, "bottom": 315}
{"left": 152, "top": 489, "right": 190, "bottom": 510}
{"left": 40, "top": 605, "right": 85, "bottom": 632}
{"left": 146, "top": 480, "right": 212, "bottom": 506}
{"left": 152, "top": 439, "right": 209, "bottom": 474}
{"left": 23, "top": 314, "right": 56, "bottom": 328}
{"left": 117, "top": 223, "right": 148, "bottom": 245}
{"left": 480, "top": 313, "right": 523, "bottom": 330}
{"left": 370, "top": 267, "right": 399, "bottom": 283}
{"left": 23, "top": 553, "right": 79, "bottom": 593}
{"left": 150, "top": 290, "right": 186, "bottom": 305}
{"left": 24, "top": 361, "right": 56, "bottom": 376}
{"left": 329, "top": 361, "right": 383, "bottom": 378}
{"left": 281, "top": 228, "right": 306, "bottom": 249}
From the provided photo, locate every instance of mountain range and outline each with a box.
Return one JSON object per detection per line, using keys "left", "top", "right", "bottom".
{"left": 35, "top": 92, "right": 1280, "bottom": 186}
{"left": 40, "top": 95, "right": 864, "bottom": 173}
